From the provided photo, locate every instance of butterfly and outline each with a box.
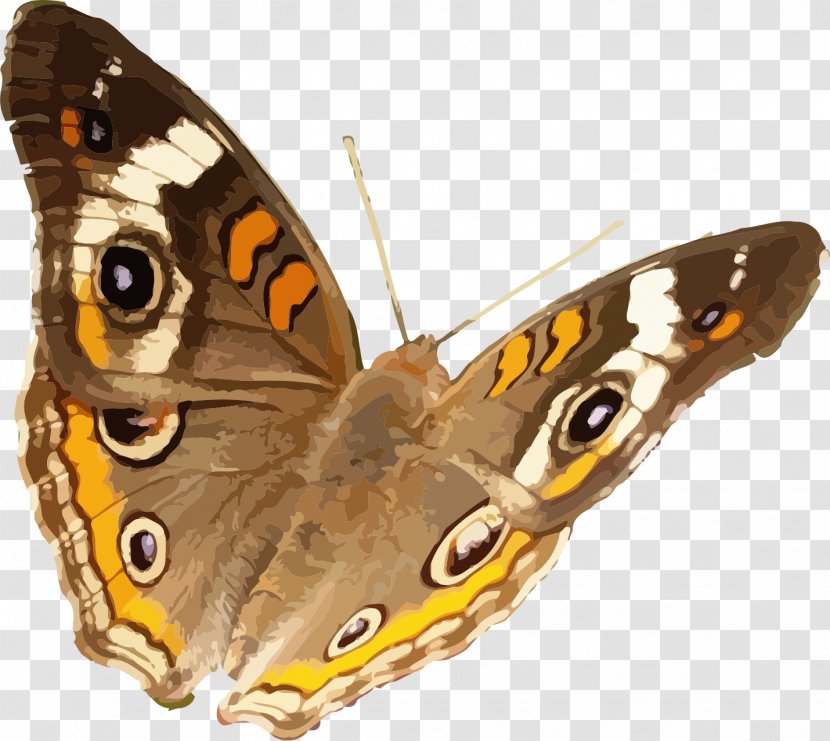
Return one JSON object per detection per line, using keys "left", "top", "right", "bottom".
{"left": 2, "top": 2, "right": 825, "bottom": 738}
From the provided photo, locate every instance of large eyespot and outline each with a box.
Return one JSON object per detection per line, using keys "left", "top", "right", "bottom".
{"left": 80, "top": 108, "right": 113, "bottom": 153}
{"left": 691, "top": 301, "right": 728, "bottom": 333}
{"left": 97, "top": 403, "right": 184, "bottom": 464}
{"left": 326, "top": 606, "right": 385, "bottom": 659}
{"left": 427, "top": 504, "right": 508, "bottom": 587}
{"left": 119, "top": 514, "right": 169, "bottom": 585}
{"left": 568, "top": 388, "right": 624, "bottom": 444}
{"left": 99, "top": 246, "right": 158, "bottom": 312}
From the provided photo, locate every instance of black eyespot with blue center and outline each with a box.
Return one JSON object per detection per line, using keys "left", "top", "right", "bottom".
{"left": 337, "top": 617, "right": 370, "bottom": 650}
{"left": 327, "top": 606, "right": 386, "bottom": 659}
{"left": 569, "top": 388, "right": 624, "bottom": 444}
{"left": 80, "top": 108, "right": 113, "bottom": 153}
{"left": 691, "top": 301, "right": 727, "bottom": 333}
{"left": 130, "top": 530, "right": 158, "bottom": 571}
{"left": 119, "top": 514, "right": 169, "bottom": 585}
{"left": 100, "top": 246, "right": 154, "bottom": 311}
{"left": 101, "top": 407, "right": 147, "bottom": 445}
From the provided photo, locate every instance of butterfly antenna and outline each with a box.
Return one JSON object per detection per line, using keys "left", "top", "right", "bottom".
{"left": 434, "top": 220, "right": 625, "bottom": 348}
{"left": 343, "top": 136, "right": 409, "bottom": 344}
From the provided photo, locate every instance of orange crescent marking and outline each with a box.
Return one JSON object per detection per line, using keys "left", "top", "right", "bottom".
{"left": 540, "top": 307, "right": 584, "bottom": 373}
{"left": 62, "top": 126, "right": 81, "bottom": 147}
{"left": 76, "top": 304, "right": 111, "bottom": 369}
{"left": 489, "top": 334, "right": 533, "bottom": 398}
{"left": 61, "top": 108, "right": 81, "bottom": 125}
{"left": 268, "top": 262, "right": 317, "bottom": 331}
{"left": 60, "top": 107, "right": 81, "bottom": 147}
{"left": 61, "top": 402, "right": 183, "bottom": 657}
{"left": 228, "top": 207, "right": 280, "bottom": 283}
{"left": 709, "top": 310, "right": 744, "bottom": 341}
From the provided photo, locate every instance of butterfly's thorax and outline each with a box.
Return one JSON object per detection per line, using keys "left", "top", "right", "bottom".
{"left": 295, "top": 336, "right": 450, "bottom": 487}
{"left": 368, "top": 335, "right": 450, "bottom": 402}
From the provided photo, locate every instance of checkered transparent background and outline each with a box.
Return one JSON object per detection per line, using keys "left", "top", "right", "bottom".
{"left": 1, "top": 0, "right": 829, "bottom": 739}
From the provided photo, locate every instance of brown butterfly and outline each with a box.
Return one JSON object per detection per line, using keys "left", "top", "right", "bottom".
{"left": 2, "top": 2, "right": 825, "bottom": 738}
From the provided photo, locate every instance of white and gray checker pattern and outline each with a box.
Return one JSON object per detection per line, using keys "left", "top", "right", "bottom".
{"left": 1, "top": 0, "right": 829, "bottom": 739}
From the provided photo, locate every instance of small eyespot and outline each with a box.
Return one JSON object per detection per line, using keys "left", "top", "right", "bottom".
{"left": 448, "top": 518, "right": 504, "bottom": 577}
{"left": 119, "top": 514, "right": 168, "bottom": 585}
{"left": 97, "top": 404, "right": 183, "bottom": 464}
{"left": 568, "top": 388, "right": 624, "bottom": 444}
{"left": 99, "top": 246, "right": 156, "bottom": 312}
{"left": 101, "top": 408, "right": 147, "bottom": 445}
{"left": 326, "top": 606, "right": 385, "bottom": 659}
{"left": 691, "top": 301, "right": 728, "bottom": 333}
{"left": 427, "top": 505, "right": 508, "bottom": 587}
{"left": 80, "top": 108, "right": 113, "bottom": 153}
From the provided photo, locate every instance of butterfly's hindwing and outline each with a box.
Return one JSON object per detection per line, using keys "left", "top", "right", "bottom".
{"left": 3, "top": 1, "right": 360, "bottom": 706}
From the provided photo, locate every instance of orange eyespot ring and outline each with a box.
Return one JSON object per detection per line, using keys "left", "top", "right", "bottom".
{"left": 708, "top": 309, "right": 744, "bottom": 341}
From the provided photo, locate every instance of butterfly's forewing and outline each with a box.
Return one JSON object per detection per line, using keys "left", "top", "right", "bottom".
{"left": 3, "top": 1, "right": 360, "bottom": 398}
{"left": 430, "top": 222, "right": 825, "bottom": 533}
{"left": 3, "top": 1, "right": 359, "bottom": 703}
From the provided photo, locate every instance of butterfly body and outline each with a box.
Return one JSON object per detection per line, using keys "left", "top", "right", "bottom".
{"left": 3, "top": 2, "right": 826, "bottom": 738}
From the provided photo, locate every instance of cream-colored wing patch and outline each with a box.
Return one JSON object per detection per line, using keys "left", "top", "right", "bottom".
{"left": 627, "top": 267, "right": 684, "bottom": 360}
{"left": 100, "top": 117, "right": 223, "bottom": 205}
{"left": 67, "top": 117, "right": 219, "bottom": 372}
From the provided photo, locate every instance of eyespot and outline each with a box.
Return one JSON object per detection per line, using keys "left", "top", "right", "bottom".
{"left": 97, "top": 403, "right": 183, "bottom": 464}
{"left": 326, "top": 606, "right": 385, "bottom": 659}
{"left": 568, "top": 388, "right": 624, "bottom": 444}
{"left": 80, "top": 108, "right": 113, "bottom": 153}
{"left": 119, "top": 514, "right": 168, "bottom": 585}
{"left": 99, "top": 246, "right": 157, "bottom": 312}
{"left": 691, "top": 300, "right": 728, "bottom": 333}
{"left": 427, "top": 504, "right": 508, "bottom": 587}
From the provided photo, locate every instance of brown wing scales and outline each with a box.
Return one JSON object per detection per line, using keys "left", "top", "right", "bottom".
{"left": 432, "top": 223, "right": 825, "bottom": 533}
{"left": 2, "top": 2, "right": 360, "bottom": 397}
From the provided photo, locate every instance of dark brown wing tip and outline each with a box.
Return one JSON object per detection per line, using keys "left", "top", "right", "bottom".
{"left": 782, "top": 220, "right": 827, "bottom": 271}
{"left": 10, "top": 1, "right": 68, "bottom": 28}
{"left": 3, "top": 2, "right": 69, "bottom": 94}
{"left": 14, "top": 1, "right": 67, "bottom": 16}
{"left": 749, "top": 220, "right": 826, "bottom": 275}
{"left": 6, "top": 1, "right": 73, "bottom": 47}
{"left": 776, "top": 219, "right": 822, "bottom": 243}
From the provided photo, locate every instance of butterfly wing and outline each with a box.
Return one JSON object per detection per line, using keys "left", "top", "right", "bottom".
{"left": 3, "top": 1, "right": 360, "bottom": 399}
{"left": 19, "top": 349, "right": 315, "bottom": 702}
{"left": 212, "top": 388, "right": 572, "bottom": 738}
{"left": 4, "top": 1, "right": 358, "bottom": 703}
{"left": 166, "top": 227, "right": 823, "bottom": 736}
{"left": 430, "top": 222, "right": 825, "bottom": 533}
